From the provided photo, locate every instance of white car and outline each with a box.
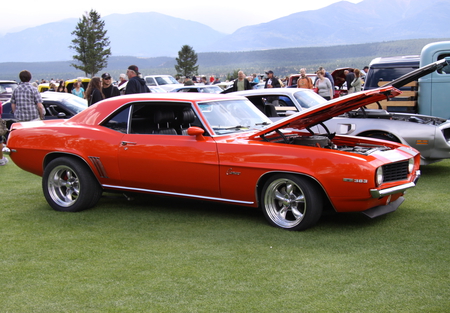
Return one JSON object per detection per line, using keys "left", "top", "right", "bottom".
{"left": 232, "top": 61, "right": 450, "bottom": 165}
{"left": 170, "top": 85, "right": 222, "bottom": 94}
{"left": 144, "top": 75, "right": 183, "bottom": 92}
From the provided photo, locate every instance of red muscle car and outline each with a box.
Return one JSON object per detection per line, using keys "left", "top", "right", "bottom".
{"left": 6, "top": 88, "right": 420, "bottom": 230}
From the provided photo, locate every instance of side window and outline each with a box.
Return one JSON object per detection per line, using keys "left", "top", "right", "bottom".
{"left": 437, "top": 54, "right": 450, "bottom": 74}
{"left": 145, "top": 77, "right": 156, "bottom": 86}
{"left": 102, "top": 106, "right": 130, "bottom": 133}
{"left": 124, "top": 102, "right": 208, "bottom": 136}
{"left": 155, "top": 77, "right": 167, "bottom": 85}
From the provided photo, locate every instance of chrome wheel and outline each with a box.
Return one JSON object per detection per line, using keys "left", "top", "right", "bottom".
{"left": 264, "top": 178, "right": 306, "bottom": 228}
{"left": 43, "top": 157, "right": 102, "bottom": 212}
{"left": 261, "top": 174, "right": 323, "bottom": 231}
{"left": 47, "top": 165, "right": 80, "bottom": 207}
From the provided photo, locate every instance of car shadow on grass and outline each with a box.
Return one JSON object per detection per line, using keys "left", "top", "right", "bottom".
{"left": 96, "top": 192, "right": 387, "bottom": 231}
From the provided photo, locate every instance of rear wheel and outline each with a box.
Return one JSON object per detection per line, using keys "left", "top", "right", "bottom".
{"left": 261, "top": 174, "right": 323, "bottom": 231}
{"left": 42, "top": 157, "right": 102, "bottom": 212}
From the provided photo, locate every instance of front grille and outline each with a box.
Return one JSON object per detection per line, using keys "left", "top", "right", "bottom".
{"left": 383, "top": 161, "right": 408, "bottom": 183}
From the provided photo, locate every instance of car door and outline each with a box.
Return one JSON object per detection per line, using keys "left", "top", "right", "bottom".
{"left": 116, "top": 102, "right": 221, "bottom": 198}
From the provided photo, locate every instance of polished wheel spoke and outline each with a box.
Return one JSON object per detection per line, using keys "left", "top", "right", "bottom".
{"left": 291, "top": 206, "right": 304, "bottom": 220}
{"left": 274, "top": 189, "right": 287, "bottom": 202}
{"left": 48, "top": 166, "right": 80, "bottom": 207}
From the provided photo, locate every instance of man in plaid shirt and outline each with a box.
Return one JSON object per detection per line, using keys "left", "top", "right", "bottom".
{"left": 10, "top": 70, "right": 45, "bottom": 121}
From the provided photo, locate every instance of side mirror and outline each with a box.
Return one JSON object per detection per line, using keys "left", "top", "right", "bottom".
{"left": 187, "top": 126, "right": 205, "bottom": 141}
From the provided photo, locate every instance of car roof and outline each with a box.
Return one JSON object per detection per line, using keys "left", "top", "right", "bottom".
{"left": 144, "top": 75, "right": 175, "bottom": 77}
{"left": 0, "top": 80, "right": 17, "bottom": 83}
{"left": 40, "top": 91, "right": 83, "bottom": 101}
{"left": 369, "top": 55, "right": 420, "bottom": 68}
{"left": 69, "top": 92, "right": 248, "bottom": 125}
{"left": 232, "top": 88, "right": 304, "bottom": 96}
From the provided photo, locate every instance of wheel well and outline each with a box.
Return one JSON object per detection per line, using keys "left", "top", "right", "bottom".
{"left": 43, "top": 152, "right": 103, "bottom": 187}
{"left": 358, "top": 131, "right": 401, "bottom": 143}
{"left": 43, "top": 153, "right": 93, "bottom": 174}
{"left": 256, "top": 172, "right": 333, "bottom": 210}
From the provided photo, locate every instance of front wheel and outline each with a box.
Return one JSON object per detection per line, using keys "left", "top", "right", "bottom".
{"left": 42, "top": 157, "right": 102, "bottom": 212}
{"left": 261, "top": 174, "right": 323, "bottom": 231}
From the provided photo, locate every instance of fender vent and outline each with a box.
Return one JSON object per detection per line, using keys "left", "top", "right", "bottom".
{"left": 89, "top": 156, "right": 109, "bottom": 178}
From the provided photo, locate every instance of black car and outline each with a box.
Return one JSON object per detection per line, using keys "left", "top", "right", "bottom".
{"left": 1, "top": 91, "right": 87, "bottom": 131}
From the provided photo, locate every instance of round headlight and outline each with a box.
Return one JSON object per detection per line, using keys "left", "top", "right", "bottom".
{"left": 376, "top": 167, "right": 384, "bottom": 186}
{"left": 408, "top": 158, "right": 414, "bottom": 173}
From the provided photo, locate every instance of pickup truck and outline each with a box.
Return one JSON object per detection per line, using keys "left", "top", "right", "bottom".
{"left": 364, "top": 41, "right": 450, "bottom": 119}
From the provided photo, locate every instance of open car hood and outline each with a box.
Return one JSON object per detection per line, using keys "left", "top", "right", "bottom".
{"left": 331, "top": 67, "right": 353, "bottom": 88}
{"left": 250, "top": 59, "right": 448, "bottom": 139}
{"left": 250, "top": 86, "right": 401, "bottom": 138}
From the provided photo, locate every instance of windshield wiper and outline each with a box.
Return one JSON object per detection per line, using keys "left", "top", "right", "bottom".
{"left": 213, "top": 125, "right": 248, "bottom": 130}
{"left": 255, "top": 122, "right": 271, "bottom": 126}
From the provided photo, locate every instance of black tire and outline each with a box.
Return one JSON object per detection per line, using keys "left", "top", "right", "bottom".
{"left": 42, "top": 157, "right": 102, "bottom": 212}
{"left": 261, "top": 174, "right": 323, "bottom": 231}
{"left": 363, "top": 132, "right": 400, "bottom": 143}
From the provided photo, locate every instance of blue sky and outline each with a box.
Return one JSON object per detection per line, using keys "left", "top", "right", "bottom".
{"left": 2, "top": 0, "right": 362, "bottom": 35}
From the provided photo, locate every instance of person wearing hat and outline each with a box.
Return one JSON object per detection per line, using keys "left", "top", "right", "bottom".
{"left": 101, "top": 73, "right": 120, "bottom": 99}
{"left": 264, "top": 70, "right": 281, "bottom": 106}
{"left": 125, "top": 65, "right": 150, "bottom": 94}
{"left": 264, "top": 70, "right": 281, "bottom": 89}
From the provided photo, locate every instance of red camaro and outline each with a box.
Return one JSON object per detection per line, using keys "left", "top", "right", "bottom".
{"left": 6, "top": 88, "right": 420, "bottom": 230}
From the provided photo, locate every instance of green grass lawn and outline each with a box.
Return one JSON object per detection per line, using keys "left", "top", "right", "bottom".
{"left": 0, "top": 156, "right": 449, "bottom": 312}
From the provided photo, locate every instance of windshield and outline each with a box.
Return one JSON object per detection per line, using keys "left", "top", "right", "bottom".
{"left": 293, "top": 90, "right": 326, "bottom": 109}
{"left": 0, "top": 83, "right": 18, "bottom": 94}
{"left": 155, "top": 76, "right": 178, "bottom": 85}
{"left": 61, "top": 96, "right": 88, "bottom": 113}
{"left": 200, "top": 87, "right": 222, "bottom": 94}
{"left": 199, "top": 99, "right": 272, "bottom": 135}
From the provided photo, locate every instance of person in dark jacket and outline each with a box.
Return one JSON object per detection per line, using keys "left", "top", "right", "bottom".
{"left": 232, "top": 71, "right": 252, "bottom": 91}
{"left": 101, "top": 73, "right": 120, "bottom": 98}
{"left": 264, "top": 70, "right": 281, "bottom": 106}
{"left": 125, "top": 65, "right": 150, "bottom": 94}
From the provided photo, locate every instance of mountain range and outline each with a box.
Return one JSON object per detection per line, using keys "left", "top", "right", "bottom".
{"left": 1, "top": 0, "right": 449, "bottom": 63}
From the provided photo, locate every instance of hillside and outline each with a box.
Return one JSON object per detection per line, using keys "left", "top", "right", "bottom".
{"left": 1, "top": 38, "right": 447, "bottom": 81}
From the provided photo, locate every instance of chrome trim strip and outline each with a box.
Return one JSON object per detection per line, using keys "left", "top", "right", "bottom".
{"left": 101, "top": 184, "right": 255, "bottom": 205}
{"left": 370, "top": 182, "right": 416, "bottom": 198}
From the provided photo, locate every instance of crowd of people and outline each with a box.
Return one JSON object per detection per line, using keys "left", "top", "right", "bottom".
{"left": 1, "top": 64, "right": 368, "bottom": 167}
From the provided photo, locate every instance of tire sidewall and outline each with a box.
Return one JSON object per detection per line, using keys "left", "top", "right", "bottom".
{"left": 42, "top": 156, "right": 101, "bottom": 212}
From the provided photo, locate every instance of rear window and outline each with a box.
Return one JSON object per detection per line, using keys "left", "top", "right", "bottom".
{"left": 365, "top": 66, "right": 418, "bottom": 89}
{"left": 0, "top": 82, "right": 18, "bottom": 94}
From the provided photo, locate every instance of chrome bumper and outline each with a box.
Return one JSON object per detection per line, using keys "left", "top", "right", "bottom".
{"left": 369, "top": 170, "right": 420, "bottom": 198}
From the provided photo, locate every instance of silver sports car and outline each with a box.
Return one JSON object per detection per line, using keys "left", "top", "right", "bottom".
{"left": 232, "top": 62, "right": 450, "bottom": 165}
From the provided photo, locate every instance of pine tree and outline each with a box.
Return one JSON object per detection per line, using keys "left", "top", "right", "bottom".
{"left": 69, "top": 10, "right": 111, "bottom": 77}
{"left": 175, "top": 45, "right": 199, "bottom": 77}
